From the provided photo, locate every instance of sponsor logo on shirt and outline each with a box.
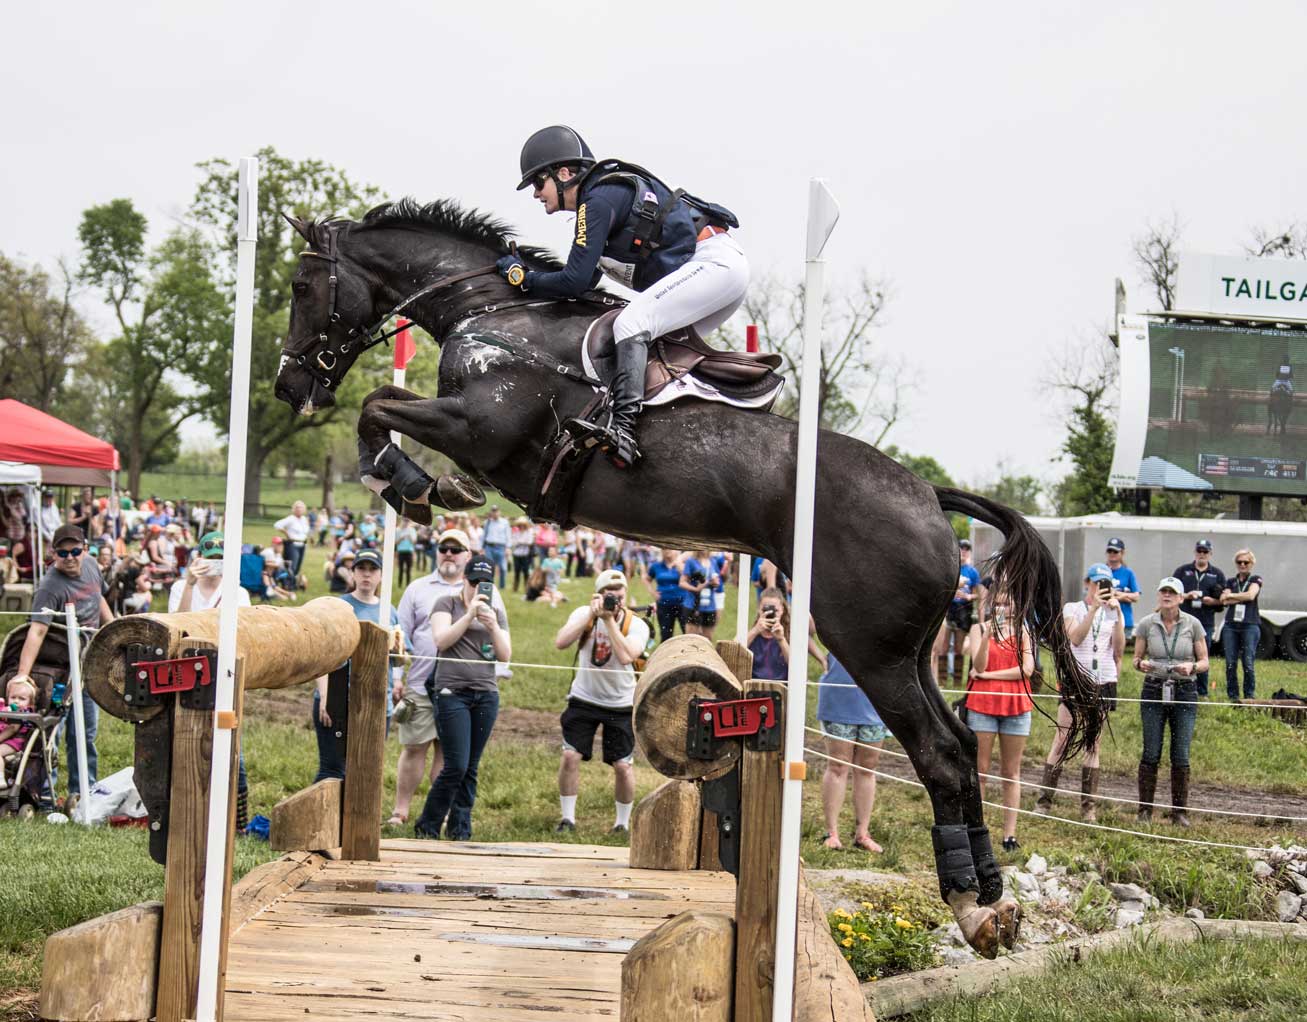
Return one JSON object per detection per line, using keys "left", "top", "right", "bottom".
{"left": 575, "top": 203, "right": 588, "bottom": 247}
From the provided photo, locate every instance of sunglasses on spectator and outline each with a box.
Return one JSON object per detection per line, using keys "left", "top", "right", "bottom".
{"left": 55, "top": 547, "right": 84, "bottom": 559}
{"left": 1235, "top": 559, "right": 1252, "bottom": 565}
{"left": 438, "top": 545, "right": 466, "bottom": 555}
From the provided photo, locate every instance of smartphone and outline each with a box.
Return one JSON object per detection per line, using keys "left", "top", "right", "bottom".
{"left": 1097, "top": 580, "right": 1112, "bottom": 596}
{"left": 477, "top": 580, "right": 495, "bottom": 604}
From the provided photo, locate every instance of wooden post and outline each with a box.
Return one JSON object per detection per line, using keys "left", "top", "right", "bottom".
{"left": 621, "top": 911, "right": 736, "bottom": 1021}
{"left": 342, "top": 622, "right": 389, "bottom": 861}
{"left": 734, "top": 679, "right": 785, "bottom": 1022}
{"left": 40, "top": 902, "right": 162, "bottom": 1021}
{"left": 155, "top": 648, "right": 243, "bottom": 1022}
{"left": 271, "top": 778, "right": 343, "bottom": 852}
{"left": 630, "top": 779, "right": 702, "bottom": 870}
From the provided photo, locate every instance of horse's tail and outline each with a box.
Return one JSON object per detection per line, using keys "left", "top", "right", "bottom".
{"left": 934, "top": 486, "right": 1104, "bottom": 761}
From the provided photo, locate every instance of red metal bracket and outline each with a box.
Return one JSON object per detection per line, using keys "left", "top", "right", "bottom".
{"left": 687, "top": 694, "right": 783, "bottom": 759}
{"left": 131, "top": 654, "right": 211, "bottom": 696}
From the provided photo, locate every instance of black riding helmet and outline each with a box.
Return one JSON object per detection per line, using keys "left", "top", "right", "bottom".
{"left": 516, "top": 125, "right": 595, "bottom": 191}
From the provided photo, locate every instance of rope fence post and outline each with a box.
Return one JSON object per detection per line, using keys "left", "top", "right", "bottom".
{"left": 63, "top": 602, "right": 90, "bottom": 825}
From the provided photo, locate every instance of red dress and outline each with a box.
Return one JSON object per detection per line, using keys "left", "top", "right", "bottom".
{"left": 966, "top": 634, "right": 1034, "bottom": 718}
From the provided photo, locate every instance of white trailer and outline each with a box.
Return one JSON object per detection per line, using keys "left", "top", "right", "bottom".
{"left": 970, "top": 512, "right": 1307, "bottom": 662}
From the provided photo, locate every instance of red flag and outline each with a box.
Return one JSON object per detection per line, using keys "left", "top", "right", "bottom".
{"left": 746, "top": 324, "right": 759, "bottom": 353}
{"left": 394, "top": 318, "right": 417, "bottom": 369}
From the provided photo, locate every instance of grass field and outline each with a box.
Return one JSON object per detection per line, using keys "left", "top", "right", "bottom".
{"left": 137, "top": 469, "right": 378, "bottom": 515}
{"left": 2, "top": 558, "right": 1306, "bottom": 1020}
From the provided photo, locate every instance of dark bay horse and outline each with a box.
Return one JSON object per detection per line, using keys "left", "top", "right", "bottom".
{"left": 273, "top": 199, "right": 1103, "bottom": 957}
{"left": 1268, "top": 385, "right": 1293, "bottom": 436}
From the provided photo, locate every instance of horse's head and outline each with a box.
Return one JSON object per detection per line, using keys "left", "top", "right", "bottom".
{"left": 275, "top": 215, "right": 381, "bottom": 416}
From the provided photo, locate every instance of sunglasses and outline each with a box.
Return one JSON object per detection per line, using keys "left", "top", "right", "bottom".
{"left": 202, "top": 546, "right": 224, "bottom": 556}
{"left": 54, "top": 547, "right": 84, "bottom": 559}
{"left": 530, "top": 172, "right": 550, "bottom": 191}
{"left": 1235, "top": 559, "right": 1252, "bottom": 565}
{"left": 438, "top": 545, "right": 466, "bottom": 555}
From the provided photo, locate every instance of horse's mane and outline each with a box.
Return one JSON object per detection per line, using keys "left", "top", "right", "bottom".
{"left": 345, "top": 197, "right": 564, "bottom": 271}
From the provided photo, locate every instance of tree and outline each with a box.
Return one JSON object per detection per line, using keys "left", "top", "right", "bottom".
{"left": 1132, "top": 214, "right": 1182, "bottom": 311}
{"left": 0, "top": 254, "right": 97, "bottom": 413}
{"left": 738, "top": 272, "right": 911, "bottom": 444}
{"left": 187, "top": 147, "right": 385, "bottom": 512}
{"left": 1046, "top": 331, "right": 1121, "bottom": 516}
{"left": 974, "top": 468, "right": 1042, "bottom": 515}
{"left": 77, "top": 201, "right": 228, "bottom": 494}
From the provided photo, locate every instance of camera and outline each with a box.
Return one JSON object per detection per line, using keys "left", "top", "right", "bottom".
{"left": 602, "top": 593, "right": 618, "bottom": 613}
{"left": 689, "top": 570, "right": 706, "bottom": 587}
{"left": 477, "top": 580, "right": 495, "bottom": 604}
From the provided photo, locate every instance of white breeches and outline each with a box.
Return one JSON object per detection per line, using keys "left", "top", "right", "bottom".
{"left": 614, "top": 232, "right": 750, "bottom": 343}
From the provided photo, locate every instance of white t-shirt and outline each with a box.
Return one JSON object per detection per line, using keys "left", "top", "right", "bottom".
{"left": 169, "top": 578, "right": 253, "bottom": 613}
{"left": 1062, "top": 600, "right": 1118, "bottom": 685}
{"left": 275, "top": 513, "right": 311, "bottom": 543}
{"left": 564, "top": 606, "right": 650, "bottom": 708}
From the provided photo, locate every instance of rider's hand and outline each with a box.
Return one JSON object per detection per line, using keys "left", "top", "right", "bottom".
{"left": 496, "top": 254, "right": 528, "bottom": 289}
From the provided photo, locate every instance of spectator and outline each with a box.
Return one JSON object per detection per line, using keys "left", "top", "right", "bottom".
{"left": 533, "top": 521, "right": 558, "bottom": 563}
{"left": 0, "top": 542, "right": 16, "bottom": 586}
{"left": 552, "top": 568, "right": 648, "bottom": 833}
{"left": 747, "top": 587, "right": 791, "bottom": 680}
{"left": 191, "top": 500, "right": 208, "bottom": 537}
{"left": 314, "top": 507, "right": 330, "bottom": 546}
{"left": 329, "top": 550, "right": 355, "bottom": 594}
{"left": 1220, "top": 549, "right": 1262, "bottom": 701}
{"left": 574, "top": 526, "right": 594, "bottom": 578}
{"left": 9, "top": 524, "right": 113, "bottom": 803}
{"left": 540, "top": 546, "right": 567, "bottom": 605}
{"left": 1173, "top": 539, "right": 1225, "bottom": 698}
{"left": 357, "top": 513, "right": 379, "bottom": 549}
{"left": 1133, "top": 577, "right": 1209, "bottom": 827}
{"left": 481, "top": 505, "right": 510, "bottom": 588}
{"left": 169, "top": 532, "right": 252, "bottom": 613}
{"left": 1104, "top": 537, "right": 1140, "bottom": 643}
{"left": 415, "top": 554, "right": 510, "bottom": 840}
{"left": 559, "top": 528, "right": 577, "bottom": 578}
{"left": 679, "top": 548, "right": 720, "bottom": 639}
{"left": 123, "top": 572, "right": 154, "bottom": 614}
{"left": 816, "top": 654, "right": 885, "bottom": 852}
{"left": 510, "top": 518, "right": 534, "bottom": 592}
{"left": 67, "top": 487, "right": 95, "bottom": 535}
{"left": 274, "top": 500, "right": 312, "bottom": 587}
{"left": 933, "top": 539, "right": 981, "bottom": 686}
{"left": 313, "top": 549, "right": 407, "bottom": 781}
{"left": 39, "top": 490, "right": 61, "bottom": 545}
{"left": 395, "top": 518, "right": 417, "bottom": 588}
{"left": 961, "top": 589, "right": 1035, "bottom": 852}
{"left": 1036, "top": 563, "right": 1123, "bottom": 822}
{"left": 645, "top": 548, "right": 685, "bottom": 642}
{"left": 2, "top": 489, "right": 32, "bottom": 580}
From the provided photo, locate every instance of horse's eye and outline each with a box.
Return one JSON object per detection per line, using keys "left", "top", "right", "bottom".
{"left": 292, "top": 281, "right": 309, "bottom": 297}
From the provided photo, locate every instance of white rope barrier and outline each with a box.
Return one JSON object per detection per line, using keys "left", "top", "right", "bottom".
{"left": 804, "top": 746, "right": 1283, "bottom": 854}
{"left": 802, "top": 725, "right": 1307, "bottom": 823}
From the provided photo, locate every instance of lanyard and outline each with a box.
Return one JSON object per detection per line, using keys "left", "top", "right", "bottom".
{"left": 1234, "top": 575, "right": 1252, "bottom": 594}
{"left": 1089, "top": 606, "right": 1103, "bottom": 654}
{"left": 1155, "top": 617, "right": 1183, "bottom": 662}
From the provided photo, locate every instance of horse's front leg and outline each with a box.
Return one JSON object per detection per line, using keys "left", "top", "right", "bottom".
{"left": 357, "top": 392, "right": 485, "bottom": 526}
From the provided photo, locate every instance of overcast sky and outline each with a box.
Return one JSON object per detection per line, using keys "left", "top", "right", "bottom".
{"left": 6, "top": 1, "right": 1306, "bottom": 491}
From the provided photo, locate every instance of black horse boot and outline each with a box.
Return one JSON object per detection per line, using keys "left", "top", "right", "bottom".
{"left": 1137, "top": 761, "right": 1158, "bottom": 822}
{"left": 567, "top": 333, "right": 649, "bottom": 468}
{"left": 968, "top": 825, "right": 1004, "bottom": 905}
{"left": 1035, "top": 763, "right": 1061, "bottom": 813}
{"left": 1170, "top": 766, "right": 1191, "bottom": 828}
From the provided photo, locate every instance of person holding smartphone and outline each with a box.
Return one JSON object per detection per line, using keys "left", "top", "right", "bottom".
{"left": 748, "top": 588, "right": 792, "bottom": 680}
{"left": 1035, "top": 563, "right": 1123, "bottom": 823}
{"left": 414, "top": 555, "right": 511, "bottom": 840}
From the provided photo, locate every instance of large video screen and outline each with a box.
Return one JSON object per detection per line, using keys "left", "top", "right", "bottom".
{"left": 1109, "top": 318, "right": 1307, "bottom": 496}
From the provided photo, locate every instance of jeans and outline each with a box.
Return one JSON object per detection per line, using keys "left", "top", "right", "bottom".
{"left": 512, "top": 554, "right": 533, "bottom": 591}
{"left": 287, "top": 541, "right": 307, "bottom": 585}
{"left": 656, "top": 598, "right": 685, "bottom": 643}
{"left": 1140, "top": 679, "right": 1197, "bottom": 768}
{"left": 64, "top": 690, "right": 99, "bottom": 798}
{"left": 312, "top": 692, "right": 346, "bottom": 783}
{"left": 1196, "top": 622, "right": 1213, "bottom": 696}
{"left": 416, "top": 688, "right": 499, "bottom": 839}
{"left": 1223, "top": 623, "right": 1260, "bottom": 700}
{"left": 483, "top": 543, "right": 508, "bottom": 588}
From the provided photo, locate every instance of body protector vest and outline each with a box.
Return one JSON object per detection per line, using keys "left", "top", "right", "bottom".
{"left": 576, "top": 159, "right": 740, "bottom": 292}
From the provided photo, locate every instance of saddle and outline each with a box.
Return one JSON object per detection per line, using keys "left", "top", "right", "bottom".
{"left": 581, "top": 308, "right": 783, "bottom": 400}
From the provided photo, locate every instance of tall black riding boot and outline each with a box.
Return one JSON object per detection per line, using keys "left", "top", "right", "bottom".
{"left": 567, "top": 332, "right": 650, "bottom": 468}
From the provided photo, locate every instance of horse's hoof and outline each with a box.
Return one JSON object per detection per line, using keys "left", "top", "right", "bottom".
{"left": 403, "top": 501, "right": 432, "bottom": 526}
{"left": 947, "top": 889, "right": 1001, "bottom": 959}
{"left": 434, "top": 473, "right": 485, "bottom": 511}
{"left": 994, "top": 897, "right": 1022, "bottom": 950}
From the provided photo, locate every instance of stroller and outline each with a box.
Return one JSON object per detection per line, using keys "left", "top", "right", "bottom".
{"left": 0, "top": 619, "right": 77, "bottom": 817}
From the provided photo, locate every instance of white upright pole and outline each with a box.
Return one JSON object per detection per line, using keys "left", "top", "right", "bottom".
{"left": 773, "top": 178, "right": 839, "bottom": 1022}
{"left": 377, "top": 356, "right": 407, "bottom": 622}
{"left": 194, "top": 155, "right": 257, "bottom": 1022}
{"left": 735, "top": 554, "right": 752, "bottom": 644}
{"left": 63, "top": 603, "right": 91, "bottom": 825}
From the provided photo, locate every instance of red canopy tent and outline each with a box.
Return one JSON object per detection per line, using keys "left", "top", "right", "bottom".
{"left": 0, "top": 399, "right": 120, "bottom": 486}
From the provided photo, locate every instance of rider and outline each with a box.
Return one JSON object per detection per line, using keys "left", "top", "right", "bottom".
{"left": 497, "top": 125, "right": 749, "bottom": 469}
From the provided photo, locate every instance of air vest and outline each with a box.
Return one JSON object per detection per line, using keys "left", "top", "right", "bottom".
{"left": 576, "top": 159, "right": 737, "bottom": 293}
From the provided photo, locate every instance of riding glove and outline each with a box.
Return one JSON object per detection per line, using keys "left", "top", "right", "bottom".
{"left": 495, "top": 254, "right": 529, "bottom": 290}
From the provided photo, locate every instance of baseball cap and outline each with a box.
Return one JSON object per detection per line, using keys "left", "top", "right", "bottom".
{"left": 465, "top": 555, "right": 496, "bottom": 583}
{"left": 595, "top": 569, "right": 627, "bottom": 592}
{"left": 353, "top": 549, "right": 382, "bottom": 569}
{"left": 271, "top": 536, "right": 283, "bottom": 545}
{"left": 958, "top": 538, "right": 972, "bottom": 549}
{"left": 1157, "top": 576, "right": 1185, "bottom": 594}
{"left": 340, "top": 549, "right": 356, "bottom": 561}
{"left": 198, "top": 532, "right": 224, "bottom": 557}
{"left": 437, "top": 528, "right": 470, "bottom": 551}
{"left": 1085, "top": 562, "right": 1113, "bottom": 583}
{"left": 1195, "top": 538, "right": 1213, "bottom": 552}
{"left": 52, "top": 524, "right": 85, "bottom": 548}
{"left": 1106, "top": 537, "right": 1125, "bottom": 552}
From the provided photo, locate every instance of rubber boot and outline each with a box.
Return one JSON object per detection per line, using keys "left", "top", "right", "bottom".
{"left": 1080, "top": 766, "right": 1100, "bottom": 823}
{"left": 1035, "top": 763, "right": 1061, "bottom": 813}
{"left": 1136, "top": 762, "right": 1158, "bottom": 823}
{"left": 1170, "top": 766, "right": 1191, "bottom": 828}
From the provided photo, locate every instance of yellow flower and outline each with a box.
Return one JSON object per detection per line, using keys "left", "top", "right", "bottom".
{"left": 895, "top": 918, "right": 913, "bottom": 930}
{"left": 860, "top": 933, "right": 872, "bottom": 942}
{"left": 833, "top": 908, "right": 852, "bottom": 919}
{"left": 861, "top": 901, "right": 875, "bottom": 910}
{"left": 837, "top": 923, "right": 853, "bottom": 934}
{"left": 842, "top": 937, "right": 854, "bottom": 948}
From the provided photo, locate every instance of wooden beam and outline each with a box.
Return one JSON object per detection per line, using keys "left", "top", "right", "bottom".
{"left": 794, "top": 869, "right": 874, "bottom": 1021}
{"left": 342, "top": 622, "right": 389, "bottom": 861}
{"left": 270, "top": 779, "right": 343, "bottom": 852}
{"left": 734, "top": 679, "right": 785, "bottom": 1022}
{"left": 40, "top": 901, "right": 162, "bottom": 1021}
{"left": 621, "top": 911, "right": 735, "bottom": 1021}
{"left": 630, "top": 779, "right": 701, "bottom": 870}
{"left": 214, "top": 656, "right": 246, "bottom": 1021}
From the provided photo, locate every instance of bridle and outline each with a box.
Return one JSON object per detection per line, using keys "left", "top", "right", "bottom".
{"left": 280, "top": 226, "right": 503, "bottom": 391}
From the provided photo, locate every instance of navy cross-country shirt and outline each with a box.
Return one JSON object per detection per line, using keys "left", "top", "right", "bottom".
{"left": 525, "top": 182, "right": 633, "bottom": 299}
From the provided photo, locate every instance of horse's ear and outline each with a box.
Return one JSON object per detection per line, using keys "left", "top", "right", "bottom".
{"left": 282, "top": 213, "right": 315, "bottom": 247}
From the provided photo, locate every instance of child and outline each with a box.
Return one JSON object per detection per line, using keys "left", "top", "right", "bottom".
{"left": 123, "top": 572, "right": 154, "bottom": 614}
{"left": 1, "top": 676, "right": 38, "bottom": 786}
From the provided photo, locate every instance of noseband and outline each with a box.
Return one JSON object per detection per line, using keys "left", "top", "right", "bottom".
{"left": 280, "top": 227, "right": 502, "bottom": 390}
